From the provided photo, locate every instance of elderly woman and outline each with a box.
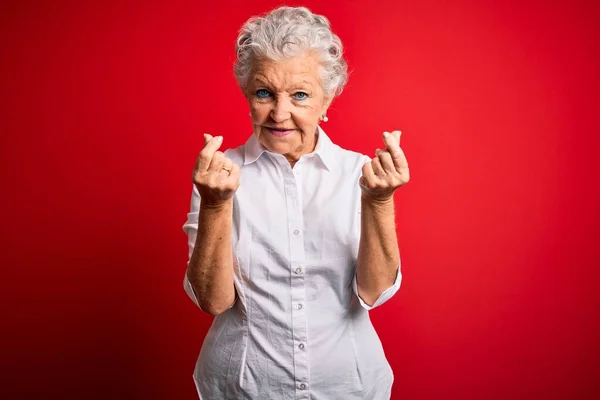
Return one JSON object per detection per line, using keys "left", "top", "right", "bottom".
{"left": 182, "top": 6, "right": 410, "bottom": 399}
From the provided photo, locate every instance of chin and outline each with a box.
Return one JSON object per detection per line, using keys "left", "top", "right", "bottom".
{"left": 263, "top": 140, "right": 292, "bottom": 155}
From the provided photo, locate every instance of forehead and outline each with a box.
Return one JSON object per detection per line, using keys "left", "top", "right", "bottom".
{"left": 251, "top": 52, "right": 322, "bottom": 88}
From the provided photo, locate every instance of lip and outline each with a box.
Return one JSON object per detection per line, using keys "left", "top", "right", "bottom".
{"left": 265, "top": 127, "right": 295, "bottom": 137}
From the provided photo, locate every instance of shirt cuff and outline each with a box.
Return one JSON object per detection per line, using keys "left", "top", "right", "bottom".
{"left": 352, "top": 265, "right": 402, "bottom": 310}
{"left": 183, "top": 271, "right": 201, "bottom": 307}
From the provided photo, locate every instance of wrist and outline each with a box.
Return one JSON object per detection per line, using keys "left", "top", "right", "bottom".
{"left": 200, "top": 198, "right": 233, "bottom": 213}
{"left": 361, "top": 193, "right": 394, "bottom": 207}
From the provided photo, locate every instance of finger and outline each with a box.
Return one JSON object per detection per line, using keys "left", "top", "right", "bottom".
{"left": 218, "top": 157, "right": 233, "bottom": 179}
{"left": 208, "top": 151, "right": 225, "bottom": 172}
{"left": 392, "top": 145, "right": 409, "bottom": 170}
{"left": 359, "top": 176, "right": 366, "bottom": 187}
{"left": 361, "top": 162, "right": 379, "bottom": 188}
{"left": 377, "top": 149, "right": 396, "bottom": 174}
{"left": 371, "top": 156, "right": 386, "bottom": 177}
{"left": 228, "top": 163, "right": 241, "bottom": 189}
{"left": 229, "top": 163, "right": 241, "bottom": 179}
{"left": 382, "top": 130, "right": 403, "bottom": 166}
{"left": 388, "top": 130, "right": 401, "bottom": 145}
{"left": 197, "top": 135, "right": 223, "bottom": 171}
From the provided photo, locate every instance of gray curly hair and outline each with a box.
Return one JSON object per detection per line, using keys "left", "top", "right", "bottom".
{"left": 234, "top": 6, "right": 348, "bottom": 99}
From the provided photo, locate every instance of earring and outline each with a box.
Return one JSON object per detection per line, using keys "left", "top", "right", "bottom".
{"left": 249, "top": 112, "right": 252, "bottom": 116}
{"left": 321, "top": 113, "right": 328, "bottom": 122}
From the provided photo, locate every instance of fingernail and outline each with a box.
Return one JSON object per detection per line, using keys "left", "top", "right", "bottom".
{"left": 383, "top": 132, "right": 390, "bottom": 138}
{"left": 217, "top": 136, "right": 223, "bottom": 142}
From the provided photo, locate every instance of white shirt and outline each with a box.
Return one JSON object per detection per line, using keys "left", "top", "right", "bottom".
{"left": 182, "top": 126, "right": 402, "bottom": 400}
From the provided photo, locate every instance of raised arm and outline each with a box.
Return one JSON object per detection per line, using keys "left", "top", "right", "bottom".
{"left": 356, "top": 130, "right": 410, "bottom": 307}
{"left": 186, "top": 134, "right": 241, "bottom": 315}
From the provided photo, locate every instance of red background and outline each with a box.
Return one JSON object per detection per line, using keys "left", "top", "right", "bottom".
{"left": 1, "top": 0, "right": 599, "bottom": 398}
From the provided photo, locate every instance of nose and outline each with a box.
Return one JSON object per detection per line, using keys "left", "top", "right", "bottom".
{"left": 270, "top": 97, "right": 292, "bottom": 122}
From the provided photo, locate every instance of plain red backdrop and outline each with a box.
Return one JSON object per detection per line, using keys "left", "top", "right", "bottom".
{"left": 1, "top": 0, "right": 599, "bottom": 398}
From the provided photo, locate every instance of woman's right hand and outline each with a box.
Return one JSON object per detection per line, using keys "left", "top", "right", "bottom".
{"left": 192, "top": 133, "right": 241, "bottom": 208}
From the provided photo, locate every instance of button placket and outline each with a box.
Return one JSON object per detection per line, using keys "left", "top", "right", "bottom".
{"left": 285, "top": 162, "right": 309, "bottom": 398}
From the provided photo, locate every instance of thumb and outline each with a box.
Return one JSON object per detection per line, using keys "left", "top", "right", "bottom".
{"left": 203, "top": 133, "right": 214, "bottom": 147}
{"left": 383, "top": 130, "right": 402, "bottom": 160}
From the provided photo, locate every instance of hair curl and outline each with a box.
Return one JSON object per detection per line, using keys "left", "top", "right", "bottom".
{"left": 234, "top": 6, "right": 348, "bottom": 98}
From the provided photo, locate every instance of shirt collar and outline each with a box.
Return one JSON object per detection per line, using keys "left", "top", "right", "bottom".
{"left": 243, "top": 125, "right": 335, "bottom": 171}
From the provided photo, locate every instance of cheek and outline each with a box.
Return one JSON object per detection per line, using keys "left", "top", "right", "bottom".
{"left": 251, "top": 104, "right": 270, "bottom": 122}
{"left": 295, "top": 109, "right": 319, "bottom": 130}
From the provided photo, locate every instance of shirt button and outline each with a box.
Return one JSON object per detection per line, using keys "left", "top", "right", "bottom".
{"left": 296, "top": 303, "right": 303, "bottom": 310}
{"left": 294, "top": 267, "right": 302, "bottom": 274}
{"left": 293, "top": 229, "right": 300, "bottom": 235}
{"left": 299, "top": 383, "right": 307, "bottom": 390}
{"left": 299, "top": 343, "right": 305, "bottom": 350}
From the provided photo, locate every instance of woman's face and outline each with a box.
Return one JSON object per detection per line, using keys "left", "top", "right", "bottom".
{"left": 245, "top": 51, "right": 332, "bottom": 165}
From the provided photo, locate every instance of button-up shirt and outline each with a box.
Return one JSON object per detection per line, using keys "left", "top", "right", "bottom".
{"left": 182, "top": 126, "right": 402, "bottom": 399}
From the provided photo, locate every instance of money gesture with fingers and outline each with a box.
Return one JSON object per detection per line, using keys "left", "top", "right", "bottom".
{"left": 359, "top": 130, "right": 410, "bottom": 202}
{"left": 192, "top": 133, "right": 241, "bottom": 207}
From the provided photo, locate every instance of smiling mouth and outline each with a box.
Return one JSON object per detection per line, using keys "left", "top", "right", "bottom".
{"left": 265, "top": 126, "right": 295, "bottom": 137}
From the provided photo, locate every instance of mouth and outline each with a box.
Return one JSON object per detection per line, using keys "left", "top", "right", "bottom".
{"left": 265, "top": 126, "right": 295, "bottom": 137}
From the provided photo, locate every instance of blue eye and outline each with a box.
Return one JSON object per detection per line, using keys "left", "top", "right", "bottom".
{"left": 256, "top": 89, "right": 272, "bottom": 99}
{"left": 293, "top": 92, "right": 308, "bottom": 100}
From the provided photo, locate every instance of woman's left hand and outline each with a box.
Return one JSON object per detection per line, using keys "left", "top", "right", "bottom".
{"left": 359, "top": 130, "right": 410, "bottom": 202}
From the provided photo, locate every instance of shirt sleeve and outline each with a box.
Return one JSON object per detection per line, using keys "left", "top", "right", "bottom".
{"left": 181, "top": 184, "right": 237, "bottom": 311}
{"left": 352, "top": 264, "right": 402, "bottom": 310}
{"left": 182, "top": 184, "right": 202, "bottom": 307}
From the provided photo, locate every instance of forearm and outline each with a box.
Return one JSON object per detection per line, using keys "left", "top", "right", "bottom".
{"left": 356, "top": 196, "right": 400, "bottom": 306}
{"left": 187, "top": 200, "right": 235, "bottom": 315}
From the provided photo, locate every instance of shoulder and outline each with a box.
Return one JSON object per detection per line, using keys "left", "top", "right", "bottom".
{"left": 330, "top": 142, "right": 371, "bottom": 172}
